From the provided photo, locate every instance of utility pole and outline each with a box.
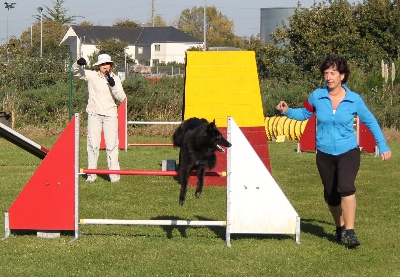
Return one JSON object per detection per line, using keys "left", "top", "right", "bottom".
{"left": 151, "top": 0, "right": 155, "bottom": 27}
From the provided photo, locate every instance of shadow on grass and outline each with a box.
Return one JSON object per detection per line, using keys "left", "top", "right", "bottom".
{"left": 151, "top": 215, "right": 189, "bottom": 239}
{"left": 150, "top": 216, "right": 334, "bottom": 243}
{"left": 150, "top": 215, "right": 225, "bottom": 239}
{"left": 301, "top": 218, "right": 335, "bottom": 242}
{"left": 150, "top": 215, "right": 304, "bottom": 243}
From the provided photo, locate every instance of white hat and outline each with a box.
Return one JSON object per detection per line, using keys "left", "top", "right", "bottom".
{"left": 93, "top": 53, "right": 114, "bottom": 66}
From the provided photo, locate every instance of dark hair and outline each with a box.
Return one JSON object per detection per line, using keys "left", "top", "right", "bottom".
{"left": 319, "top": 55, "right": 350, "bottom": 83}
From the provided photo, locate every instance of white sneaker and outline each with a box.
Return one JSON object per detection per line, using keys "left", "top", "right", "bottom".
{"left": 110, "top": 174, "right": 120, "bottom": 183}
{"left": 86, "top": 175, "right": 97, "bottom": 183}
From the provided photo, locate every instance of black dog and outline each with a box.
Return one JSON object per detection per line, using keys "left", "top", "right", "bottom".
{"left": 172, "top": 117, "right": 232, "bottom": 205}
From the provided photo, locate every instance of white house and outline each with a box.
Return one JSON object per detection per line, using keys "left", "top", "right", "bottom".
{"left": 60, "top": 26, "right": 203, "bottom": 66}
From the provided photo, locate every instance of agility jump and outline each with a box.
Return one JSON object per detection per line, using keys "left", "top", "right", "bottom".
{"left": 3, "top": 113, "right": 300, "bottom": 247}
{"left": 82, "top": 115, "right": 301, "bottom": 247}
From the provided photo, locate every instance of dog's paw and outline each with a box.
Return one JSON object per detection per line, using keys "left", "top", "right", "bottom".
{"left": 179, "top": 199, "right": 185, "bottom": 206}
{"left": 195, "top": 191, "right": 201, "bottom": 199}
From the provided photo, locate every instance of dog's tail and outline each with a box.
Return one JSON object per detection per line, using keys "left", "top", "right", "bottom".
{"left": 172, "top": 122, "right": 185, "bottom": 147}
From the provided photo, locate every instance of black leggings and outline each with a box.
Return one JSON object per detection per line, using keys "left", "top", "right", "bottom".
{"left": 316, "top": 148, "right": 361, "bottom": 206}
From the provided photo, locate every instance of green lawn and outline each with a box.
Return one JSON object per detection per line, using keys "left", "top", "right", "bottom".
{"left": 0, "top": 134, "right": 399, "bottom": 276}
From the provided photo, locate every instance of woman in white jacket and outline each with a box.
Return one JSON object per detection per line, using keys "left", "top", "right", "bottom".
{"left": 73, "top": 53, "right": 126, "bottom": 183}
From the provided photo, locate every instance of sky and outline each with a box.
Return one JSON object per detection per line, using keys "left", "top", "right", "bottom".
{"left": 1, "top": 0, "right": 325, "bottom": 44}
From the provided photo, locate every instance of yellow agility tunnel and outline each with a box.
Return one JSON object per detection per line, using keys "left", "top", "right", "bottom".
{"left": 184, "top": 51, "right": 270, "bottom": 185}
{"left": 264, "top": 116, "right": 308, "bottom": 141}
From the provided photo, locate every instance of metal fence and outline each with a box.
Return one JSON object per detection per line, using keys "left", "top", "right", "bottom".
{"left": 117, "top": 64, "right": 185, "bottom": 78}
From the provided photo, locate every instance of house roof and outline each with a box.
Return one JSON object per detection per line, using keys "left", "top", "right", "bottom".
{"left": 66, "top": 25, "right": 202, "bottom": 45}
{"left": 135, "top": 27, "right": 202, "bottom": 44}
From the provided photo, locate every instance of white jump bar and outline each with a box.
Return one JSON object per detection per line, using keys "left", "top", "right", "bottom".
{"left": 80, "top": 219, "right": 226, "bottom": 226}
{"left": 127, "top": 121, "right": 181, "bottom": 125}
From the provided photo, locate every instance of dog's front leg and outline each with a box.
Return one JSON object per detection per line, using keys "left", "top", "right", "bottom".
{"left": 195, "top": 166, "right": 206, "bottom": 199}
{"left": 179, "top": 167, "right": 191, "bottom": 206}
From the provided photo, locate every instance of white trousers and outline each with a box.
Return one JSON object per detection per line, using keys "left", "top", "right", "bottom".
{"left": 87, "top": 113, "right": 120, "bottom": 182}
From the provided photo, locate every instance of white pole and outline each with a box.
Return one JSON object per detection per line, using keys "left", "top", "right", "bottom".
{"left": 37, "top": 7, "right": 43, "bottom": 58}
{"left": 80, "top": 219, "right": 226, "bottom": 226}
{"left": 6, "top": 7, "right": 9, "bottom": 61}
{"left": 40, "top": 11, "right": 43, "bottom": 58}
{"left": 124, "top": 47, "right": 128, "bottom": 77}
{"left": 6, "top": 6, "right": 9, "bottom": 44}
{"left": 4, "top": 2, "right": 17, "bottom": 62}
{"left": 74, "top": 113, "right": 80, "bottom": 239}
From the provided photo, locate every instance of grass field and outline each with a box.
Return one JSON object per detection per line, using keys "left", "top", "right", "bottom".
{"left": 0, "top": 133, "right": 399, "bottom": 276}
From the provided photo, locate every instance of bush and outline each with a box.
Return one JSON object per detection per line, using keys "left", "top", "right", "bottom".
{"left": 0, "top": 55, "right": 69, "bottom": 92}
{"left": 8, "top": 75, "right": 184, "bottom": 130}
{"left": 123, "top": 75, "right": 183, "bottom": 122}
{"left": 14, "top": 82, "right": 87, "bottom": 128}
{"left": 3, "top": 55, "right": 400, "bottom": 130}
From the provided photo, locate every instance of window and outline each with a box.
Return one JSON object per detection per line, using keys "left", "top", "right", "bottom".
{"left": 154, "top": 44, "right": 160, "bottom": 51}
{"left": 138, "top": 47, "right": 143, "bottom": 54}
{"left": 153, "top": 59, "right": 159, "bottom": 65}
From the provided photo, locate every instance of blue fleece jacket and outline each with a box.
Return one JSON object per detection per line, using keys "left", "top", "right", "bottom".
{"left": 285, "top": 84, "right": 390, "bottom": 155}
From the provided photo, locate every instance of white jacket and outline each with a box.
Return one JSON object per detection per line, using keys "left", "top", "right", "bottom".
{"left": 73, "top": 63, "right": 126, "bottom": 117}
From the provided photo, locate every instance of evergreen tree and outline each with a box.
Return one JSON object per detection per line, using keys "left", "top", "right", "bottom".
{"left": 42, "top": 0, "right": 80, "bottom": 24}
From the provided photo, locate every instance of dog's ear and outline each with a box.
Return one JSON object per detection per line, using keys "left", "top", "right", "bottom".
{"left": 208, "top": 120, "right": 216, "bottom": 130}
{"left": 211, "top": 119, "right": 216, "bottom": 127}
{"left": 206, "top": 120, "right": 216, "bottom": 133}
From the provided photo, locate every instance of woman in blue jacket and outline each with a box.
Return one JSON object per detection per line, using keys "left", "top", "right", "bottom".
{"left": 276, "top": 55, "right": 391, "bottom": 248}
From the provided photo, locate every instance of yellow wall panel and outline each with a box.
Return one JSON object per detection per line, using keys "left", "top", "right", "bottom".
{"left": 186, "top": 51, "right": 255, "bottom": 66}
{"left": 187, "top": 66, "right": 258, "bottom": 79}
{"left": 185, "top": 104, "right": 264, "bottom": 127}
{"left": 185, "top": 90, "right": 261, "bottom": 106}
{"left": 184, "top": 51, "right": 265, "bottom": 128}
{"left": 185, "top": 78, "right": 259, "bottom": 93}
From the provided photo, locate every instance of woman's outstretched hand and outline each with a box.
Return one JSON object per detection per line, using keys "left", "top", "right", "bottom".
{"left": 276, "top": 101, "right": 289, "bottom": 114}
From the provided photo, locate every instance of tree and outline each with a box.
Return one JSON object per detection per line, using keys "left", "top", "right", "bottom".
{"left": 271, "top": 0, "right": 400, "bottom": 67}
{"left": 176, "top": 6, "right": 243, "bottom": 48}
{"left": 273, "top": 1, "right": 356, "bottom": 67}
{"left": 354, "top": 0, "right": 399, "bottom": 59}
{"left": 19, "top": 19, "right": 69, "bottom": 57}
{"left": 11, "top": 0, "right": 80, "bottom": 57}
{"left": 145, "top": 14, "right": 166, "bottom": 27}
{"left": 113, "top": 19, "right": 140, "bottom": 28}
{"left": 41, "top": 0, "right": 81, "bottom": 24}
{"left": 79, "top": 21, "right": 94, "bottom": 26}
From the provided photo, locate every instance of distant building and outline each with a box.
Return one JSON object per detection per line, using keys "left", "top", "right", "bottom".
{"left": 60, "top": 26, "right": 203, "bottom": 66}
{"left": 260, "top": 8, "right": 295, "bottom": 43}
